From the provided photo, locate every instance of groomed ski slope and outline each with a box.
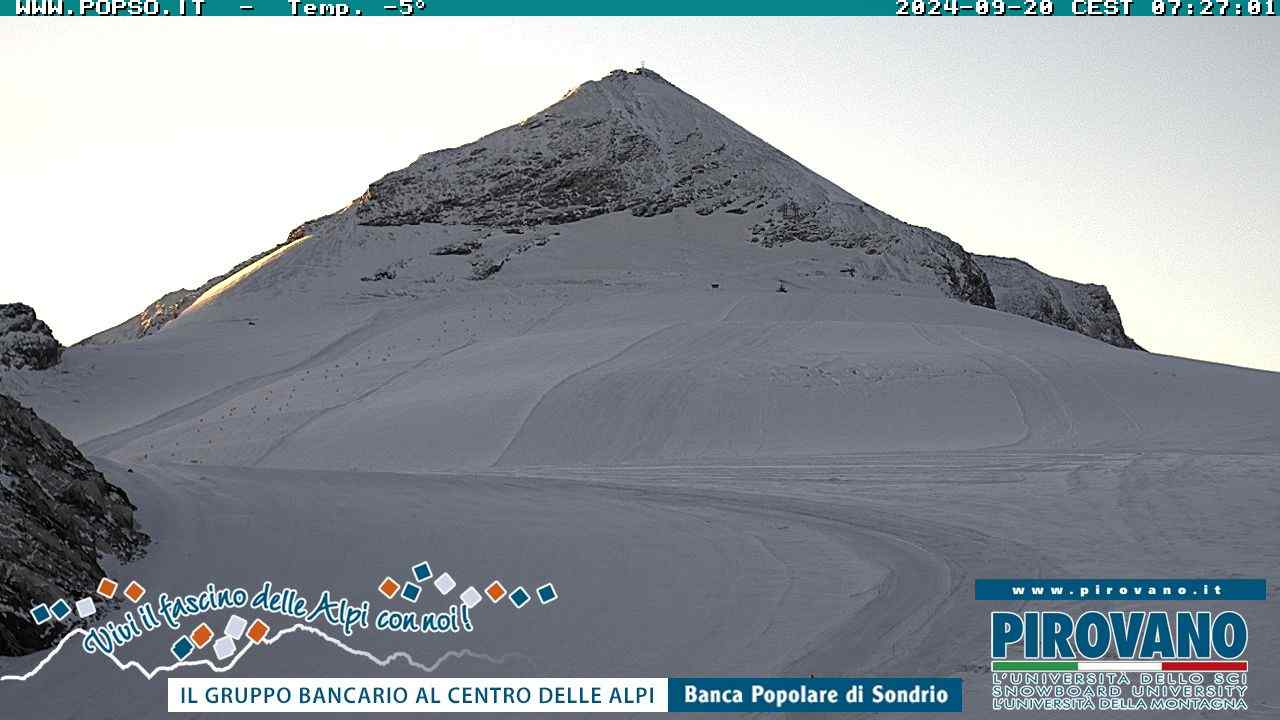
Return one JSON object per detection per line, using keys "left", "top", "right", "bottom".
{"left": 9, "top": 209, "right": 1279, "bottom": 469}
{"left": 1, "top": 207, "right": 1277, "bottom": 719}
{"left": 0, "top": 453, "right": 1275, "bottom": 719}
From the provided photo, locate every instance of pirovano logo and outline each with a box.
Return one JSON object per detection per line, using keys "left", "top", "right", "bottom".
{"left": 991, "top": 610, "right": 1248, "bottom": 664}
{"left": 979, "top": 579, "right": 1263, "bottom": 713}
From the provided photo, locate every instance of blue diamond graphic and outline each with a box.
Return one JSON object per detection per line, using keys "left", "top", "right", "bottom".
{"left": 537, "top": 583, "right": 557, "bottom": 605}
{"left": 50, "top": 599, "right": 71, "bottom": 620}
{"left": 171, "top": 636, "right": 195, "bottom": 661}
{"left": 510, "top": 587, "right": 531, "bottom": 608}
{"left": 402, "top": 582, "right": 422, "bottom": 603}
{"left": 412, "top": 562, "right": 432, "bottom": 582}
{"left": 30, "top": 604, "right": 51, "bottom": 625}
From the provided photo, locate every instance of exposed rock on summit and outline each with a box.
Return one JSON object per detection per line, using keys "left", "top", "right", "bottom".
{"left": 352, "top": 68, "right": 996, "bottom": 308}
{"left": 79, "top": 68, "right": 1146, "bottom": 348}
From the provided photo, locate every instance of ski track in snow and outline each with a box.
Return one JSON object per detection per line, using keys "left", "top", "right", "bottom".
{"left": 251, "top": 339, "right": 476, "bottom": 466}
{"left": 79, "top": 309, "right": 397, "bottom": 456}
{"left": 492, "top": 322, "right": 683, "bottom": 466}
{"left": 0, "top": 623, "right": 522, "bottom": 684}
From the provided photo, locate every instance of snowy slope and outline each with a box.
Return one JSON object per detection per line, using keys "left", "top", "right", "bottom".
{"left": 5, "top": 206, "right": 1276, "bottom": 474}
{"left": 2, "top": 68, "right": 1278, "bottom": 720}
{"left": 78, "top": 239, "right": 294, "bottom": 345}
{"left": 8, "top": 70, "right": 1276, "bottom": 468}
{"left": 2, "top": 445, "right": 1277, "bottom": 720}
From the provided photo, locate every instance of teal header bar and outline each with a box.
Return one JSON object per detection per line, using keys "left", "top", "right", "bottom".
{"left": 6, "top": 0, "right": 1280, "bottom": 17}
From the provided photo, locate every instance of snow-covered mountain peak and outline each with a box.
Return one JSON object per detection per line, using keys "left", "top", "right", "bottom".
{"left": 359, "top": 66, "right": 861, "bottom": 224}
{"left": 541, "top": 67, "right": 853, "bottom": 202}
{"left": 556, "top": 67, "right": 678, "bottom": 104}
{"left": 81, "top": 68, "right": 1141, "bottom": 350}
{"left": 351, "top": 68, "right": 995, "bottom": 305}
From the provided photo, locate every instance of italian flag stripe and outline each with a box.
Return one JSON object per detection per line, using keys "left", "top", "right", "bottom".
{"left": 1161, "top": 661, "right": 1248, "bottom": 671}
{"left": 992, "top": 660, "right": 1247, "bottom": 671}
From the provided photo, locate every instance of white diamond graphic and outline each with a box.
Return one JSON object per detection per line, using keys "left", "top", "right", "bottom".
{"left": 214, "top": 636, "right": 236, "bottom": 661}
{"left": 434, "top": 572, "right": 456, "bottom": 595}
{"left": 224, "top": 614, "right": 248, "bottom": 640}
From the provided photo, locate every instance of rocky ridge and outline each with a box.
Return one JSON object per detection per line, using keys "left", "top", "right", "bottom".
{"left": 977, "top": 255, "right": 1141, "bottom": 350}
{"left": 0, "top": 304, "right": 62, "bottom": 370}
{"left": 0, "top": 393, "right": 148, "bottom": 655}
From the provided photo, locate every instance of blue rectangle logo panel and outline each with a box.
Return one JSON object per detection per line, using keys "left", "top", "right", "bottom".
{"left": 975, "top": 578, "right": 1267, "bottom": 601}
{"left": 667, "top": 677, "right": 962, "bottom": 713}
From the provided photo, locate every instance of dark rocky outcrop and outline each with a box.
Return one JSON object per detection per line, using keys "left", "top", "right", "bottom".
{"left": 0, "top": 304, "right": 62, "bottom": 370}
{"left": 432, "top": 240, "right": 482, "bottom": 256}
{"left": 976, "top": 255, "right": 1142, "bottom": 350}
{"left": 0, "top": 393, "right": 148, "bottom": 656}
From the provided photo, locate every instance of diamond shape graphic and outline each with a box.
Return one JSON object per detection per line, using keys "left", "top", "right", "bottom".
{"left": 171, "top": 636, "right": 195, "bottom": 661}
{"left": 50, "top": 599, "right": 71, "bottom": 621}
{"left": 75, "top": 598, "right": 96, "bottom": 619}
{"left": 124, "top": 581, "right": 146, "bottom": 603}
{"left": 213, "top": 636, "right": 236, "bottom": 661}
{"left": 191, "top": 622, "right": 214, "bottom": 649}
{"left": 434, "top": 572, "right": 456, "bottom": 595}
{"left": 378, "top": 577, "right": 400, "bottom": 599}
{"left": 509, "top": 587, "right": 531, "bottom": 608}
{"left": 247, "top": 619, "right": 270, "bottom": 644}
{"left": 30, "top": 604, "right": 51, "bottom": 625}
{"left": 96, "top": 578, "right": 118, "bottom": 599}
{"left": 485, "top": 581, "right": 507, "bottom": 603}
{"left": 412, "top": 561, "right": 432, "bottom": 583}
{"left": 225, "top": 614, "right": 248, "bottom": 640}
{"left": 537, "top": 583, "right": 558, "bottom": 605}
{"left": 402, "top": 582, "right": 422, "bottom": 603}
{"left": 459, "top": 586, "right": 482, "bottom": 609}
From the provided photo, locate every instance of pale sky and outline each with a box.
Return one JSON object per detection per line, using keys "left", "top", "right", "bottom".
{"left": 2, "top": 19, "right": 1277, "bottom": 371}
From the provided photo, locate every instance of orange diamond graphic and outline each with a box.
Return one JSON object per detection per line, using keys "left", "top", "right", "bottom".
{"left": 485, "top": 581, "right": 507, "bottom": 602}
{"left": 97, "top": 578, "right": 119, "bottom": 599}
{"left": 123, "top": 581, "right": 146, "bottom": 602}
{"left": 190, "top": 622, "right": 214, "bottom": 649}
{"left": 247, "top": 619, "right": 269, "bottom": 643}
{"left": 378, "top": 577, "right": 400, "bottom": 599}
